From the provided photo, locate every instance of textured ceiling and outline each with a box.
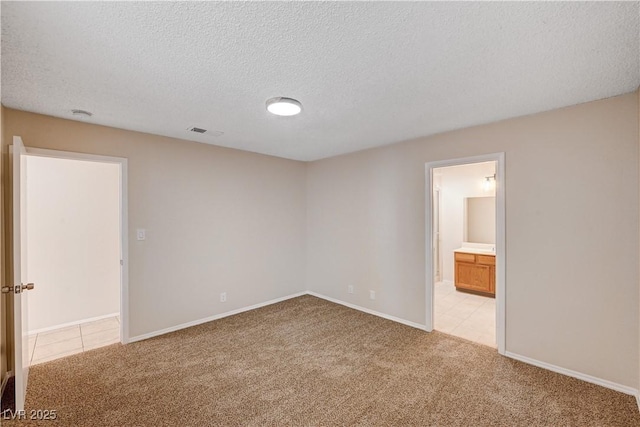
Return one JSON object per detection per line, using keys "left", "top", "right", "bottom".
{"left": 2, "top": 2, "right": 639, "bottom": 161}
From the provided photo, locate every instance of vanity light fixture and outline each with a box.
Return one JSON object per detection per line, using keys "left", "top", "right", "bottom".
{"left": 483, "top": 174, "right": 496, "bottom": 192}
{"left": 266, "top": 97, "right": 302, "bottom": 116}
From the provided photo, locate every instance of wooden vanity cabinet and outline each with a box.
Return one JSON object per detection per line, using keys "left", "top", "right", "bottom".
{"left": 454, "top": 252, "right": 495, "bottom": 297}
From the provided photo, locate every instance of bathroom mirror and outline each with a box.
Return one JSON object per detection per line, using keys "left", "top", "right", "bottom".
{"left": 464, "top": 196, "right": 495, "bottom": 244}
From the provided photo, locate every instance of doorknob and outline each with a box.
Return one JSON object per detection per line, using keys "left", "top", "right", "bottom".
{"left": 1, "top": 283, "right": 35, "bottom": 294}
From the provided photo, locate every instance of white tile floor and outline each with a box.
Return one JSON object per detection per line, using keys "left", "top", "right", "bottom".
{"left": 28, "top": 316, "right": 120, "bottom": 365}
{"left": 434, "top": 281, "right": 496, "bottom": 347}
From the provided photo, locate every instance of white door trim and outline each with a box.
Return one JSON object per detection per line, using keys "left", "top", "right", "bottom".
{"left": 24, "top": 147, "right": 130, "bottom": 344}
{"left": 425, "top": 153, "right": 506, "bottom": 355}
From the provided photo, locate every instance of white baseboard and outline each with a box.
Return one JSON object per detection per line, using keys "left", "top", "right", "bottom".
{"left": 128, "top": 292, "right": 307, "bottom": 343}
{"left": 636, "top": 393, "right": 640, "bottom": 413}
{"left": 505, "top": 351, "right": 638, "bottom": 397}
{"left": 306, "top": 291, "right": 427, "bottom": 331}
{"left": 129, "top": 290, "right": 426, "bottom": 344}
{"left": 29, "top": 312, "right": 120, "bottom": 335}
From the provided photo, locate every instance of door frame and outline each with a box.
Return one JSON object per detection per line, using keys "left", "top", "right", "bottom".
{"left": 424, "top": 152, "right": 506, "bottom": 355}
{"left": 433, "top": 187, "right": 442, "bottom": 282}
{"left": 24, "top": 147, "right": 130, "bottom": 344}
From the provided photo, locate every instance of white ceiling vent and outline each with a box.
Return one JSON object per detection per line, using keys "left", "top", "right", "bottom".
{"left": 186, "top": 126, "right": 224, "bottom": 137}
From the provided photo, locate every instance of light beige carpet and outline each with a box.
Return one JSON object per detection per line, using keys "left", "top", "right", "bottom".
{"left": 5, "top": 295, "right": 640, "bottom": 426}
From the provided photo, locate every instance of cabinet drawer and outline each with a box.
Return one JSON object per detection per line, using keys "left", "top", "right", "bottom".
{"left": 455, "top": 252, "right": 475, "bottom": 263}
{"left": 477, "top": 255, "right": 495, "bottom": 265}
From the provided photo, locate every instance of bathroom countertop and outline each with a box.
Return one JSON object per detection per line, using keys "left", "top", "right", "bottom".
{"left": 454, "top": 247, "right": 495, "bottom": 255}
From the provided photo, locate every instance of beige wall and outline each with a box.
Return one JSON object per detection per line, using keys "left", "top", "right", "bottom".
{"left": 307, "top": 92, "right": 639, "bottom": 388}
{"left": 2, "top": 109, "right": 307, "bottom": 340}
{"left": 26, "top": 156, "right": 120, "bottom": 332}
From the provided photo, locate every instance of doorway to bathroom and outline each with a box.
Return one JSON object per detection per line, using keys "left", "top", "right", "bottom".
{"left": 425, "top": 153, "right": 505, "bottom": 354}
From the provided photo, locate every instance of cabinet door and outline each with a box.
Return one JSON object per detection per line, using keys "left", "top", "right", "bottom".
{"left": 455, "top": 262, "right": 492, "bottom": 293}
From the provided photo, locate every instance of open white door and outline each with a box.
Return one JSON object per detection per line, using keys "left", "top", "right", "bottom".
{"left": 10, "top": 136, "right": 33, "bottom": 411}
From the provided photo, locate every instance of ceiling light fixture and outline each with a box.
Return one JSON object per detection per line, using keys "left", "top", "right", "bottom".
{"left": 266, "top": 97, "right": 302, "bottom": 116}
{"left": 71, "top": 109, "right": 93, "bottom": 119}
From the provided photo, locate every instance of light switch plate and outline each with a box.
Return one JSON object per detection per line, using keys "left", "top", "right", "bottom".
{"left": 136, "top": 229, "right": 146, "bottom": 241}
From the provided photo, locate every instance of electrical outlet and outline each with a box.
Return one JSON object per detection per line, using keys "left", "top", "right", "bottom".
{"left": 348, "top": 285, "right": 354, "bottom": 294}
{"left": 369, "top": 290, "right": 376, "bottom": 300}
{"left": 220, "top": 292, "right": 227, "bottom": 303}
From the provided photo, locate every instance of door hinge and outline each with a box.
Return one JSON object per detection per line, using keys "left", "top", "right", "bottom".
{"left": 1, "top": 283, "right": 35, "bottom": 294}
